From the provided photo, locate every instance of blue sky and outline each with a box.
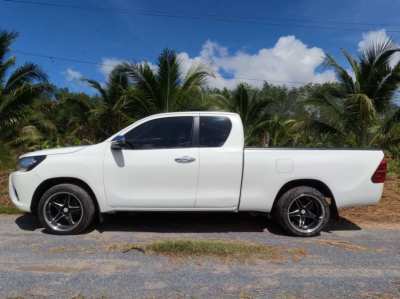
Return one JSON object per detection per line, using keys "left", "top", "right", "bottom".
{"left": 3, "top": 0, "right": 400, "bottom": 94}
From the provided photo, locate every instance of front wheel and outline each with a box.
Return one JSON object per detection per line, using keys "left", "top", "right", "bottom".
{"left": 275, "top": 186, "right": 330, "bottom": 237}
{"left": 38, "top": 183, "right": 95, "bottom": 235}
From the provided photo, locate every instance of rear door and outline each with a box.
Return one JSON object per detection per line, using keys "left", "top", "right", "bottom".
{"left": 195, "top": 115, "right": 243, "bottom": 209}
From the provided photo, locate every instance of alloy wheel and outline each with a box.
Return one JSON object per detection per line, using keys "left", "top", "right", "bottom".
{"left": 287, "top": 194, "right": 325, "bottom": 234}
{"left": 43, "top": 192, "right": 83, "bottom": 232}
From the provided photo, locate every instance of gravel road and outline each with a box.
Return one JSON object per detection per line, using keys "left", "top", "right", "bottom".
{"left": 0, "top": 212, "right": 399, "bottom": 299}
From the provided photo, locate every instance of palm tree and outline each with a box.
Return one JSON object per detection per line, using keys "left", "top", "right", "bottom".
{"left": 370, "top": 106, "right": 400, "bottom": 153}
{"left": 319, "top": 36, "right": 400, "bottom": 146}
{"left": 0, "top": 30, "right": 50, "bottom": 137}
{"left": 11, "top": 87, "right": 102, "bottom": 151}
{"left": 85, "top": 65, "right": 133, "bottom": 138}
{"left": 122, "top": 49, "right": 211, "bottom": 116}
{"left": 262, "top": 115, "right": 297, "bottom": 147}
{"left": 214, "top": 83, "right": 272, "bottom": 145}
{"left": 54, "top": 90, "right": 96, "bottom": 144}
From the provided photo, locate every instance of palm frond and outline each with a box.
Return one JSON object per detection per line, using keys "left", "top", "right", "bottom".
{"left": 5, "top": 63, "right": 48, "bottom": 92}
{"left": 0, "top": 83, "right": 51, "bottom": 130}
{"left": 84, "top": 79, "right": 108, "bottom": 101}
{"left": 0, "top": 30, "right": 18, "bottom": 62}
{"left": 124, "top": 62, "right": 159, "bottom": 107}
{"left": 324, "top": 53, "right": 355, "bottom": 93}
{"left": 157, "top": 49, "right": 180, "bottom": 111}
{"left": 0, "top": 56, "right": 16, "bottom": 83}
{"left": 383, "top": 107, "right": 400, "bottom": 133}
{"left": 181, "top": 64, "right": 212, "bottom": 92}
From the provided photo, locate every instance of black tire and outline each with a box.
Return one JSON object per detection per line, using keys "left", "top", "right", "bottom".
{"left": 38, "top": 183, "right": 96, "bottom": 235}
{"left": 275, "top": 186, "right": 330, "bottom": 237}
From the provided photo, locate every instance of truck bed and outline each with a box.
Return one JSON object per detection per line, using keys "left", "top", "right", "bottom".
{"left": 245, "top": 147, "right": 382, "bottom": 150}
{"left": 239, "top": 148, "right": 384, "bottom": 212}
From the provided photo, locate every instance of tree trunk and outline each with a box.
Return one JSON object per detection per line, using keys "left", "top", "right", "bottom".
{"left": 360, "top": 123, "right": 368, "bottom": 147}
{"left": 262, "top": 131, "right": 270, "bottom": 147}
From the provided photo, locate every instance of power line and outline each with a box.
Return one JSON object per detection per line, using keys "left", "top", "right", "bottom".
{"left": 0, "top": 0, "right": 395, "bottom": 27}
{"left": 13, "top": 49, "right": 327, "bottom": 86}
{"left": 12, "top": 49, "right": 400, "bottom": 92}
{"left": 14, "top": 49, "right": 111, "bottom": 67}
{"left": 13, "top": 49, "right": 400, "bottom": 95}
{"left": 3, "top": 0, "right": 400, "bottom": 33}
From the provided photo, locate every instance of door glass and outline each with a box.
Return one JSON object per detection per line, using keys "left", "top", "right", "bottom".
{"left": 125, "top": 117, "right": 194, "bottom": 149}
{"left": 199, "top": 116, "right": 232, "bottom": 147}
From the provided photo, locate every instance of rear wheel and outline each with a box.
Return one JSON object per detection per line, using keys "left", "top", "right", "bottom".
{"left": 275, "top": 186, "right": 330, "bottom": 237}
{"left": 38, "top": 184, "right": 95, "bottom": 235}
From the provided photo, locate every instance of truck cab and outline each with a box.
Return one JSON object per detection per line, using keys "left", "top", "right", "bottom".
{"left": 103, "top": 112, "right": 244, "bottom": 210}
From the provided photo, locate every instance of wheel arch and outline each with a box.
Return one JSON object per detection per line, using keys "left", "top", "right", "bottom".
{"left": 31, "top": 177, "right": 100, "bottom": 219}
{"left": 271, "top": 179, "right": 338, "bottom": 218}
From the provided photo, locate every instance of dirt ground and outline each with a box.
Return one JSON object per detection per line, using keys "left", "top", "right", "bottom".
{"left": 1, "top": 171, "right": 399, "bottom": 298}
{"left": 1, "top": 170, "right": 399, "bottom": 226}
{"left": 0, "top": 213, "right": 399, "bottom": 298}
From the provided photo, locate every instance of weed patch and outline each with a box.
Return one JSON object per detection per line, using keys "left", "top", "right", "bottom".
{"left": 107, "top": 239, "right": 306, "bottom": 263}
{"left": 0, "top": 204, "right": 20, "bottom": 214}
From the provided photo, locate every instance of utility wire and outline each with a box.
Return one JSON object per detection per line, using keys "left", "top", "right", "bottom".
{"left": 14, "top": 49, "right": 109, "bottom": 67}
{"left": 13, "top": 49, "right": 328, "bottom": 85}
{"left": 4, "top": 0, "right": 400, "bottom": 92}
{"left": 0, "top": 0, "right": 394, "bottom": 27}
{"left": 3, "top": 0, "right": 400, "bottom": 33}
{"left": 14, "top": 49, "right": 400, "bottom": 95}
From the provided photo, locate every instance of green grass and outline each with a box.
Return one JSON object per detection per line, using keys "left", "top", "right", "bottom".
{"left": 148, "top": 240, "right": 277, "bottom": 257}
{"left": 0, "top": 204, "right": 21, "bottom": 214}
{"left": 107, "top": 239, "right": 301, "bottom": 262}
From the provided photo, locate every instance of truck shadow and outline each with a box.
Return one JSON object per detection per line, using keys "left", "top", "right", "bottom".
{"left": 15, "top": 212, "right": 361, "bottom": 236}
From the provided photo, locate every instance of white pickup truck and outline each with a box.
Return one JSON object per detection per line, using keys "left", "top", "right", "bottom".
{"left": 9, "top": 112, "right": 386, "bottom": 236}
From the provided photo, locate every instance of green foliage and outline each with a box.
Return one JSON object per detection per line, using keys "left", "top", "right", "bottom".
{"left": 0, "top": 30, "right": 51, "bottom": 139}
{"left": 316, "top": 36, "right": 400, "bottom": 147}
{"left": 85, "top": 65, "right": 133, "bottom": 139}
{"left": 213, "top": 83, "right": 272, "bottom": 145}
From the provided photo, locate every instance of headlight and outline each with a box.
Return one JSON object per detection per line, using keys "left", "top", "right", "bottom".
{"left": 17, "top": 155, "right": 46, "bottom": 172}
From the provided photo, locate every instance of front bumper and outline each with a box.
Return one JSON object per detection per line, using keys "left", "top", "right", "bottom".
{"left": 9, "top": 171, "right": 42, "bottom": 213}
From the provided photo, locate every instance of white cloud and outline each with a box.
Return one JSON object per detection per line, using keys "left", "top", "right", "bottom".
{"left": 64, "top": 68, "right": 83, "bottom": 82}
{"left": 99, "top": 57, "right": 158, "bottom": 78}
{"left": 99, "top": 58, "right": 126, "bottom": 77}
{"left": 358, "top": 29, "right": 400, "bottom": 68}
{"left": 177, "top": 37, "right": 336, "bottom": 89}
{"left": 140, "top": 60, "right": 158, "bottom": 72}
{"left": 358, "top": 29, "right": 389, "bottom": 52}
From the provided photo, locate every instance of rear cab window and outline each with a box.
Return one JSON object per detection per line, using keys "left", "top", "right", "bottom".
{"left": 199, "top": 116, "right": 232, "bottom": 147}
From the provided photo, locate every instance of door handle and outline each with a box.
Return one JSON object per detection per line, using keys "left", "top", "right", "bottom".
{"left": 174, "top": 156, "right": 196, "bottom": 163}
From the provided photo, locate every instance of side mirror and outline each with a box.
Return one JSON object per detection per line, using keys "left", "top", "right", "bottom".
{"left": 111, "top": 135, "right": 127, "bottom": 150}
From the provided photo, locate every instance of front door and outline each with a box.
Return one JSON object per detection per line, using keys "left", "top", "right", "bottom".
{"left": 103, "top": 116, "right": 199, "bottom": 208}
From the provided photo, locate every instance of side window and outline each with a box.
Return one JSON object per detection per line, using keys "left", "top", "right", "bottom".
{"left": 199, "top": 116, "right": 232, "bottom": 147}
{"left": 125, "top": 117, "right": 194, "bottom": 149}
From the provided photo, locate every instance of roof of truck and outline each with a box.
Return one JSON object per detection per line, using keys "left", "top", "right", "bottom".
{"left": 150, "top": 111, "right": 239, "bottom": 117}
